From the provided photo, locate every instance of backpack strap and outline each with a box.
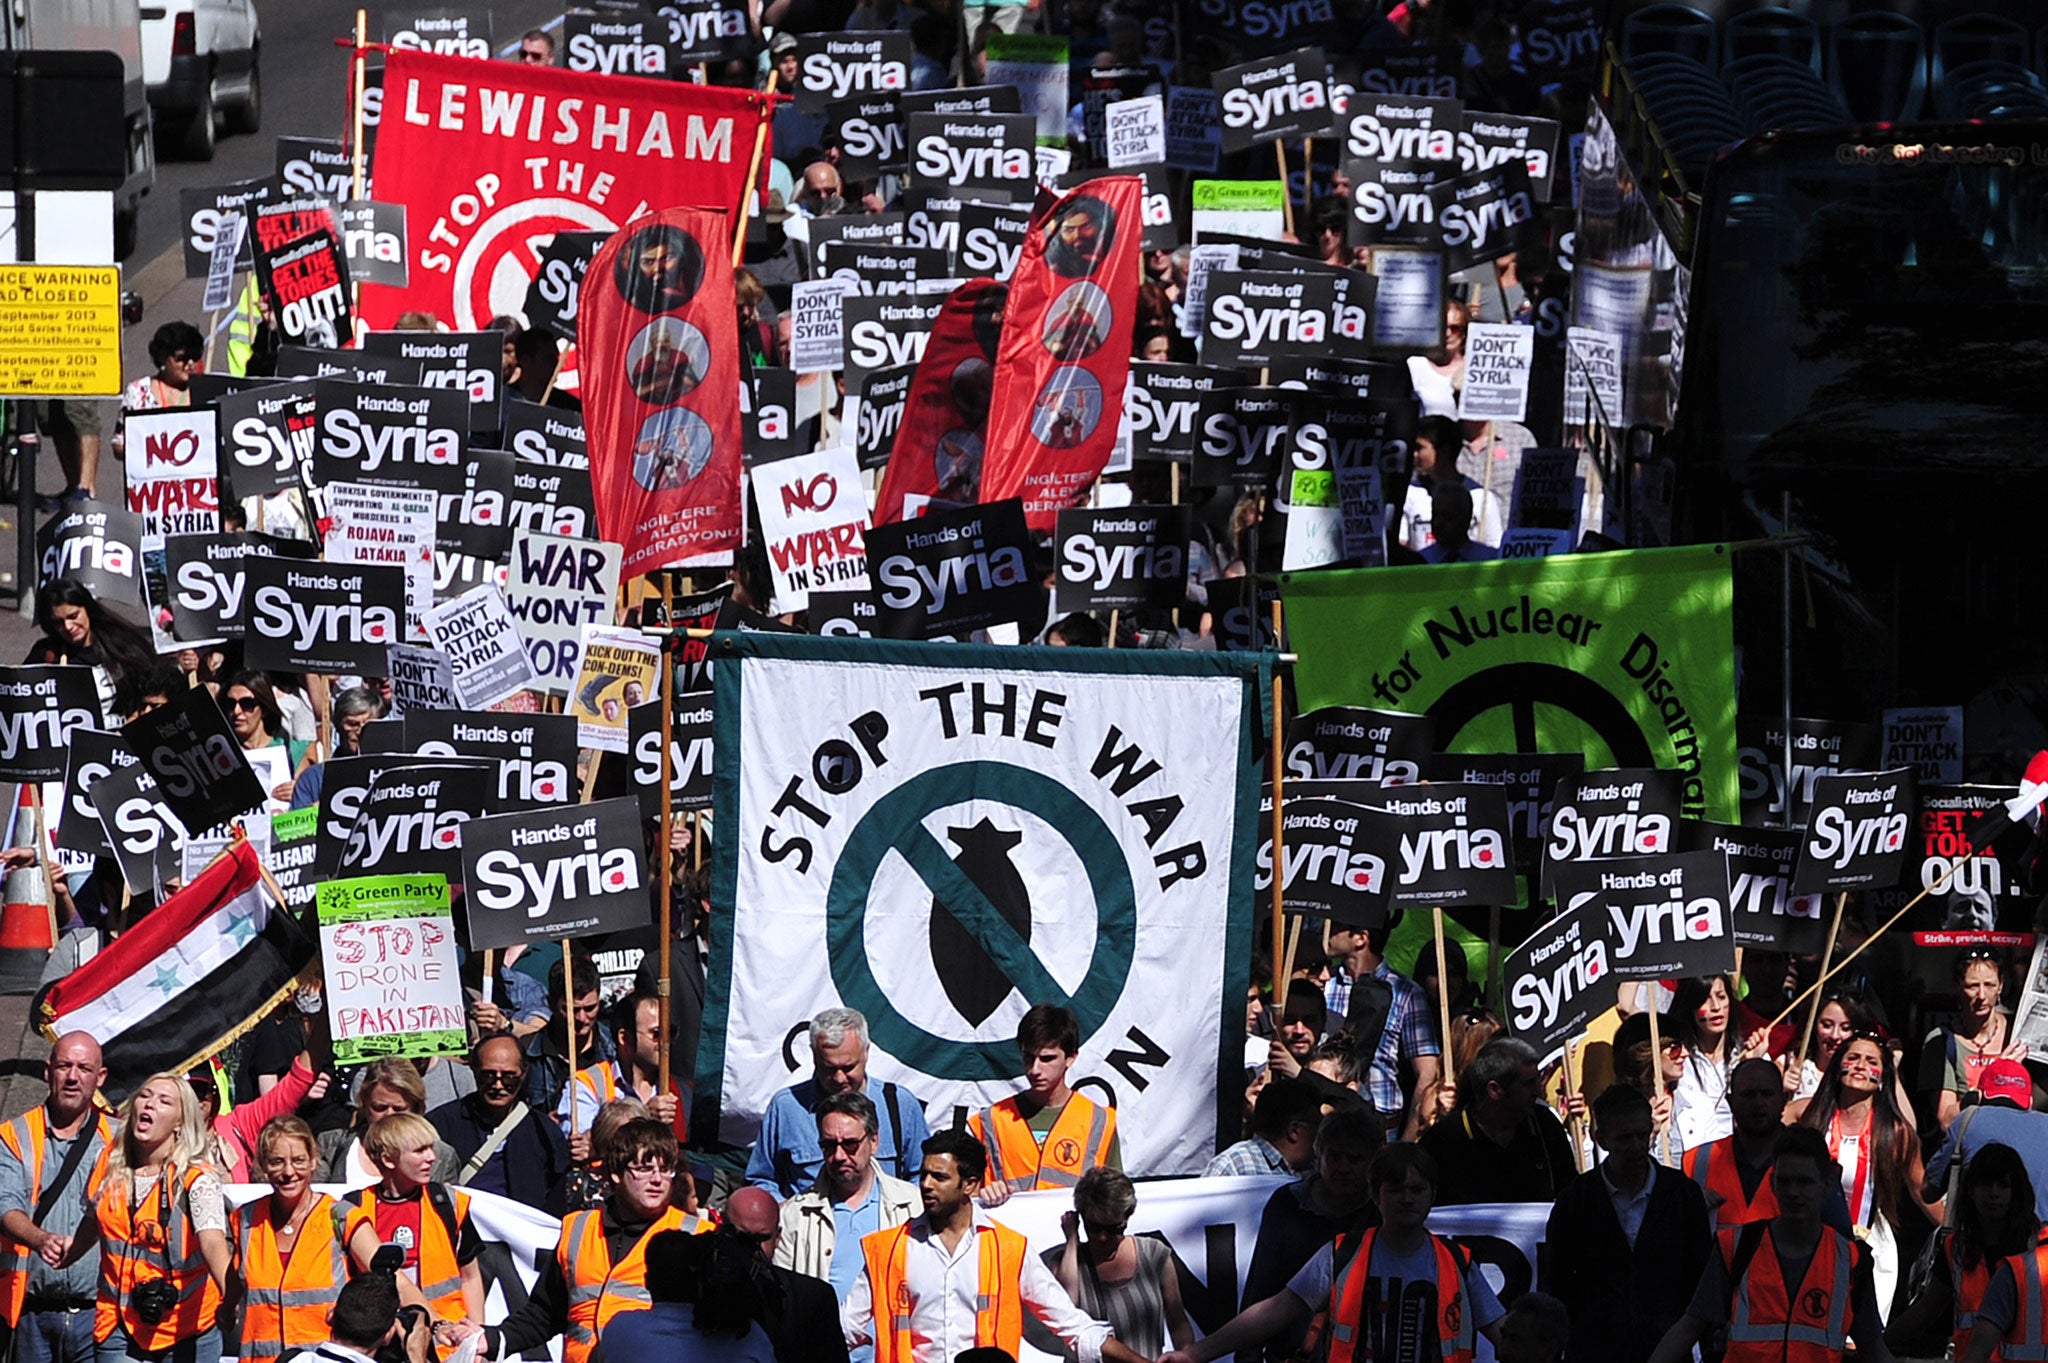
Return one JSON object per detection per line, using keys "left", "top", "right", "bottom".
{"left": 1723, "top": 1221, "right": 1770, "bottom": 1318}
{"left": 881, "top": 1082, "right": 906, "bottom": 1177}
{"left": 426, "top": 1183, "right": 461, "bottom": 1250}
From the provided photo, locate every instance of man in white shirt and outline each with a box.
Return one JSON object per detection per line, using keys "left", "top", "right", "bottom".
{"left": 840, "top": 1129, "right": 1151, "bottom": 1363}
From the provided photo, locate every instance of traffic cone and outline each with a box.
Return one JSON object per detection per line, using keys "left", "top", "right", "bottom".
{"left": 0, "top": 785, "right": 54, "bottom": 953}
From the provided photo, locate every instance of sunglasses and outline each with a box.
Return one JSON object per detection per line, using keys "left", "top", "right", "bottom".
{"left": 476, "top": 1069, "right": 522, "bottom": 1086}
{"left": 229, "top": 696, "right": 261, "bottom": 711}
{"left": 820, "top": 1136, "right": 870, "bottom": 1155}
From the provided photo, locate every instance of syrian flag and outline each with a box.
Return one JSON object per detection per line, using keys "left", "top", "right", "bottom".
{"left": 36, "top": 840, "right": 313, "bottom": 1101}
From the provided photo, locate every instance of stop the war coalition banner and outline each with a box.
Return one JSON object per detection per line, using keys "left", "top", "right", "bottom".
{"left": 706, "top": 635, "right": 1266, "bottom": 1172}
{"left": 362, "top": 50, "right": 766, "bottom": 331}
{"left": 582, "top": 209, "right": 746, "bottom": 576}
{"left": 1285, "top": 547, "right": 1741, "bottom": 824}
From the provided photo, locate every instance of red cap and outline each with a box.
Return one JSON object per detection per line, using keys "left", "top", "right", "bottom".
{"left": 1981, "top": 1058, "right": 2033, "bottom": 1105}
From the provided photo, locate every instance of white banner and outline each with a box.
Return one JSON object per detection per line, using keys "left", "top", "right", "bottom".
{"left": 125, "top": 409, "right": 221, "bottom": 551}
{"left": 751, "top": 445, "right": 871, "bottom": 615}
{"left": 708, "top": 637, "right": 1261, "bottom": 1175}
{"left": 223, "top": 1180, "right": 1548, "bottom": 1363}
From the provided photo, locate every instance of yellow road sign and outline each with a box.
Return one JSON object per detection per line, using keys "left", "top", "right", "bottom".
{"left": 0, "top": 265, "right": 123, "bottom": 398}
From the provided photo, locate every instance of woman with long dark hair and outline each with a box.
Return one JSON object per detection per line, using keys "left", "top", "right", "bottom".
{"left": 1669, "top": 973, "right": 1770, "bottom": 1152}
{"left": 27, "top": 580, "right": 158, "bottom": 725}
{"left": 1791, "top": 1029, "right": 1940, "bottom": 1320}
{"left": 1886, "top": 1141, "right": 2038, "bottom": 1358}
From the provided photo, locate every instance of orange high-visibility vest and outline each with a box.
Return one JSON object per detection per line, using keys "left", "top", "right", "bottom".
{"left": 1685, "top": 1137, "right": 1781, "bottom": 1228}
{"left": 0, "top": 1107, "right": 113, "bottom": 1325}
{"left": 567, "top": 1064, "right": 687, "bottom": 1143}
{"left": 860, "top": 1219, "right": 1028, "bottom": 1363}
{"left": 93, "top": 1165, "right": 221, "bottom": 1350}
{"left": 556, "top": 1204, "right": 710, "bottom": 1363}
{"left": 1949, "top": 1234, "right": 2002, "bottom": 1363}
{"left": 230, "top": 1192, "right": 345, "bottom": 1363}
{"left": 1720, "top": 1222, "right": 1859, "bottom": 1363}
{"left": 967, "top": 1094, "right": 1114, "bottom": 1194}
{"left": 1325, "top": 1228, "right": 1474, "bottom": 1363}
{"left": 1999, "top": 1233, "right": 2048, "bottom": 1362}
{"left": 339, "top": 1185, "right": 471, "bottom": 1326}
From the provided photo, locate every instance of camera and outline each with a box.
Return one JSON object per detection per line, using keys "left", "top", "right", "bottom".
{"left": 131, "top": 1278, "right": 180, "bottom": 1325}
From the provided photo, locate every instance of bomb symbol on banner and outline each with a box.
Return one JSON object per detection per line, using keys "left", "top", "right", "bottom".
{"left": 932, "top": 818, "right": 1030, "bottom": 1027}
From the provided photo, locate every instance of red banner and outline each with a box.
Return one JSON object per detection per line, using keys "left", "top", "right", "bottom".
{"left": 582, "top": 209, "right": 745, "bottom": 577}
{"left": 362, "top": 50, "right": 767, "bottom": 332}
{"left": 873, "top": 278, "right": 1008, "bottom": 526}
{"left": 975, "top": 176, "right": 1143, "bottom": 531}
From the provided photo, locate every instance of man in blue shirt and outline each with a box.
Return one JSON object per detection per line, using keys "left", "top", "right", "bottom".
{"left": 1923, "top": 1058, "right": 2048, "bottom": 1221}
{"left": 747, "top": 1008, "right": 931, "bottom": 1197}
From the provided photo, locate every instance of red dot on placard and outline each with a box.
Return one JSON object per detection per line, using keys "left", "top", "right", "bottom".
{"left": 1642, "top": 834, "right": 1659, "bottom": 849}
{"left": 538, "top": 781, "right": 559, "bottom": 797}
{"left": 1587, "top": 960, "right": 1601, "bottom": 978}
{"left": 605, "top": 870, "right": 628, "bottom": 888}
{"left": 1477, "top": 849, "right": 1493, "bottom": 863}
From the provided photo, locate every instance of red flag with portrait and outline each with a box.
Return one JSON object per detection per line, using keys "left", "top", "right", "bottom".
{"left": 873, "top": 278, "right": 1008, "bottom": 525}
{"left": 582, "top": 209, "right": 745, "bottom": 578}
{"left": 976, "top": 176, "right": 1143, "bottom": 531}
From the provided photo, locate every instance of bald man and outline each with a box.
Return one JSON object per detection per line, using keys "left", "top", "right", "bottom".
{"left": 0, "top": 1033, "right": 113, "bottom": 1363}
{"left": 728, "top": 1188, "right": 850, "bottom": 1363}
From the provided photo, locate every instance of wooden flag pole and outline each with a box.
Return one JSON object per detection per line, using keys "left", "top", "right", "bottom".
{"left": 1562, "top": 1035, "right": 1588, "bottom": 1173}
{"left": 349, "top": 11, "right": 369, "bottom": 201}
{"left": 1268, "top": 598, "right": 1286, "bottom": 1006}
{"left": 1794, "top": 892, "right": 1849, "bottom": 1074}
{"left": 1770, "top": 859, "right": 1974, "bottom": 1031}
{"left": 1645, "top": 988, "right": 1665, "bottom": 1134}
{"left": 1274, "top": 141, "right": 1296, "bottom": 239}
{"left": 563, "top": 940, "right": 581, "bottom": 1138}
{"left": 1432, "top": 907, "right": 1456, "bottom": 1093}
{"left": 656, "top": 579, "right": 676, "bottom": 1094}
{"left": 732, "top": 72, "right": 779, "bottom": 269}
{"left": 1106, "top": 609, "right": 1119, "bottom": 648}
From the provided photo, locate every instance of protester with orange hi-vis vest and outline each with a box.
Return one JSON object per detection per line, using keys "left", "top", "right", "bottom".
{"left": 53, "top": 1074, "right": 232, "bottom": 1363}
{"left": 1645, "top": 1127, "right": 1895, "bottom": 1363}
{"left": 227, "top": 1117, "right": 345, "bottom": 1363}
{"left": 1158, "top": 1143, "right": 1504, "bottom": 1363}
{"left": 967, "top": 1006, "right": 1119, "bottom": 1208}
{"left": 0, "top": 1034, "right": 114, "bottom": 1363}
{"left": 1684, "top": 1059, "right": 1792, "bottom": 1229}
{"left": 475, "top": 1119, "right": 714, "bottom": 1363}
{"left": 841, "top": 1129, "right": 1150, "bottom": 1363}
{"left": 338, "top": 1113, "right": 483, "bottom": 1349}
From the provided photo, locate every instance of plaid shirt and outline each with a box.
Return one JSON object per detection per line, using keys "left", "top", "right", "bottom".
{"left": 1203, "top": 1135, "right": 1292, "bottom": 1178}
{"left": 1328, "top": 963, "right": 1440, "bottom": 1123}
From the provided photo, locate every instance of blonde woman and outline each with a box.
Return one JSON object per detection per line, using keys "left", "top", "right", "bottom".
{"left": 315, "top": 1061, "right": 457, "bottom": 1189}
{"left": 57, "top": 1074, "right": 231, "bottom": 1363}
{"left": 227, "top": 1117, "right": 344, "bottom": 1363}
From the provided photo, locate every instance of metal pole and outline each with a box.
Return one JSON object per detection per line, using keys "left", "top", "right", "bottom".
{"left": 14, "top": 184, "right": 38, "bottom": 619}
{"left": 656, "top": 581, "right": 675, "bottom": 1095}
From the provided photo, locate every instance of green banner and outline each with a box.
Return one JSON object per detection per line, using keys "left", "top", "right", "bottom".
{"left": 1192, "top": 180, "right": 1287, "bottom": 213}
{"left": 1282, "top": 545, "right": 1739, "bottom": 823}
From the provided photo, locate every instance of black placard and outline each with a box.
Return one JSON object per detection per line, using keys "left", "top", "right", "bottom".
{"left": 509, "top": 459, "right": 596, "bottom": 541}
{"left": 241, "top": 557, "right": 405, "bottom": 675}
{"left": 1268, "top": 354, "right": 1412, "bottom": 402}
{"left": 275, "top": 137, "right": 351, "bottom": 203}
{"left": 1737, "top": 717, "right": 1882, "bottom": 828}
{"left": 1543, "top": 768, "right": 1684, "bottom": 899}
{"left": 312, "top": 380, "right": 469, "bottom": 491}
{"left": 1272, "top": 797, "right": 1397, "bottom": 929}
{"left": 628, "top": 692, "right": 714, "bottom": 817}
{"left": 1202, "top": 271, "right": 1337, "bottom": 368}
{"left": 865, "top": 499, "right": 1037, "bottom": 640}
{"left": 1432, "top": 164, "right": 1541, "bottom": 274}
{"left": 1202, "top": 575, "right": 1278, "bottom": 651}
{"left": 1129, "top": 364, "right": 1250, "bottom": 464}
{"left": 900, "top": 84, "right": 1023, "bottom": 117}
{"left": 826, "top": 94, "right": 904, "bottom": 179}
{"left": 1187, "top": 0, "right": 1333, "bottom": 58}
{"left": 1052, "top": 506, "right": 1191, "bottom": 613}
{"left": 1459, "top": 113, "right": 1562, "bottom": 204}
{"left": 522, "top": 232, "right": 610, "bottom": 343}
{"left": 315, "top": 753, "right": 488, "bottom": 877}
{"left": 806, "top": 588, "right": 876, "bottom": 637}
{"left": 1551, "top": 850, "right": 1737, "bottom": 981}
{"left": 1349, "top": 46, "right": 1460, "bottom": 100}
{"left": 0, "top": 666, "right": 100, "bottom": 784}
{"left": 1521, "top": 0, "right": 1602, "bottom": 80}
{"left": 743, "top": 368, "right": 802, "bottom": 466}
{"left": 359, "top": 332, "right": 502, "bottom": 435}
{"left": 562, "top": 12, "right": 679, "bottom": 77}
{"left": 256, "top": 229, "right": 352, "bottom": 350}
{"left": 905, "top": 113, "right": 1037, "bottom": 193}
{"left": 1679, "top": 820, "right": 1825, "bottom": 953}
{"left": 1424, "top": 751, "right": 1587, "bottom": 879}
{"left": 841, "top": 294, "right": 942, "bottom": 393}
{"left": 434, "top": 450, "right": 516, "bottom": 561}
{"left": 460, "top": 798, "right": 653, "bottom": 948}
{"left": 956, "top": 201, "right": 1033, "bottom": 281}
{"left": 1283, "top": 707, "right": 1434, "bottom": 784}
{"left": 57, "top": 729, "right": 135, "bottom": 859}
{"left": 37, "top": 501, "right": 144, "bottom": 608}
{"left": 162, "top": 533, "right": 311, "bottom": 642}
{"left": 1347, "top": 160, "right": 1450, "bottom": 247}
{"left": 178, "top": 179, "right": 270, "bottom": 278}
{"left": 120, "top": 689, "right": 265, "bottom": 835}
{"left": 792, "top": 33, "right": 911, "bottom": 114}
{"left": 337, "top": 761, "right": 501, "bottom": 883}
{"left": 89, "top": 763, "right": 185, "bottom": 895}
{"left": 504, "top": 404, "right": 588, "bottom": 468}
{"left": 216, "top": 378, "right": 318, "bottom": 500}
{"left": 853, "top": 365, "right": 916, "bottom": 472}
{"left": 1342, "top": 93, "right": 1462, "bottom": 165}
{"left": 1792, "top": 769, "right": 1918, "bottom": 896}
{"left": 1503, "top": 897, "right": 1609, "bottom": 1054}
{"left": 383, "top": 5, "right": 493, "bottom": 57}
{"left": 902, "top": 188, "right": 966, "bottom": 260}
{"left": 273, "top": 348, "right": 425, "bottom": 386}
{"left": 1212, "top": 48, "right": 1332, "bottom": 154}
{"left": 381, "top": 711, "right": 578, "bottom": 810}
{"left": 1191, "top": 387, "right": 1294, "bottom": 491}
{"left": 1376, "top": 781, "right": 1518, "bottom": 906}
{"left": 824, "top": 244, "right": 937, "bottom": 297}
{"left": 663, "top": 0, "right": 749, "bottom": 61}
{"left": 808, "top": 212, "right": 904, "bottom": 279}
